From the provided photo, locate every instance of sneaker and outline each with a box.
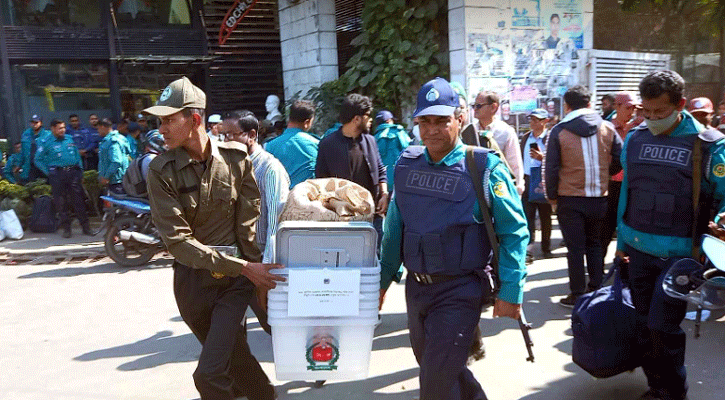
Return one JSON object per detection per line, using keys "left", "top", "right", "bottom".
{"left": 559, "top": 293, "right": 580, "bottom": 308}
{"left": 61, "top": 228, "right": 72, "bottom": 238}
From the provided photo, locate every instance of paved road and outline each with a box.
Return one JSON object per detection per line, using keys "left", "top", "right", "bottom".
{"left": 1, "top": 233, "right": 724, "bottom": 399}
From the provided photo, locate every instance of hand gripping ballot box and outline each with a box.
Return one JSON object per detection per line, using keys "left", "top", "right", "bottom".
{"left": 268, "top": 221, "right": 380, "bottom": 381}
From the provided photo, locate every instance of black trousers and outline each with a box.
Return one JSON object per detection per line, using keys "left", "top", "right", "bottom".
{"left": 557, "top": 196, "right": 606, "bottom": 295}
{"left": 601, "top": 180, "right": 622, "bottom": 262}
{"left": 173, "top": 263, "right": 274, "bottom": 400}
{"left": 522, "top": 175, "right": 552, "bottom": 253}
{"left": 627, "top": 245, "right": 688, "bottom": 400}
{"left": 48, "top": 167, "right": 88, "bottom": 230}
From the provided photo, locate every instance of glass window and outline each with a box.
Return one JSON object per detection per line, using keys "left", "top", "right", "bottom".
{"left": 12, "top": 63, "right": 111, "bottom": 124}
{"left": 113, "top": 0, "right": 191, "bottom": 28}
{"left": 4, "top": 0, "right": 100, "bottom": 28}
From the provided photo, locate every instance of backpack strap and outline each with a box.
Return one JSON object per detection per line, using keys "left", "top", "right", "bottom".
{"left": 465, "top": 146, "right": 500, "bottom": 281}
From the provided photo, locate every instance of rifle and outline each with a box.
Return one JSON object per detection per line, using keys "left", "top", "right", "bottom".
{"left": 518, "top": 308, "right": 535, "bottom": 362}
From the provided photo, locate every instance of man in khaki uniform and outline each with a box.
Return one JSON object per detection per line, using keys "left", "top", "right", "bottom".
{"left": 144, "top": 77, "right": 284, "bottom": 400}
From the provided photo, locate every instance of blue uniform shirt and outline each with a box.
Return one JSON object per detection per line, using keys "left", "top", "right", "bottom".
{"left": 374, "top": 123, "right": 411, "bottom": 191}
{"left": 84, "top": 126, "right": 101, "bottom": 153}
{"left": 66, "top": 125, "right": 91, "bottom": 151}
{"left": 3, "top": 153, "right": 23, "bottom": 184}
{"left": 617, "top": 111, "right": 725, "bottom": 257}
{"left": 265, "top": 127, "right": 320, "bottom": 188}
{"left": 34, "top": 134, "right": 83, "bottom": 176}
{"left": 20, "top": 127, "right": 51, "bottom": 180}
{"left": 125, "top": 134, "right": 139, "bottom": 159}
{"left": 98, "top": 130, "right": 131, "bottom": 184}
{"left": 380, "top": 141, "right": 529, "bottom": 304}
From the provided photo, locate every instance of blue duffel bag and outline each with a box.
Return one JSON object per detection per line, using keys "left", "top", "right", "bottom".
{"left": 571, "top": 260, "right": 642, "bottom": 378}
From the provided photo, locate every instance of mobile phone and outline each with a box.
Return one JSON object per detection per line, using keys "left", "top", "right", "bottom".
{"left": 530, "top": 143, "right": 539, "bottom": 151}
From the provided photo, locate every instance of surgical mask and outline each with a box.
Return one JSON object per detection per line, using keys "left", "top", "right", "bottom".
{"left": 645, "top": 109, "right": 680, "bottom": 135}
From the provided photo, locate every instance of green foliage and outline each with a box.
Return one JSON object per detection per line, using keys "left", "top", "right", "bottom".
{"left": 26, "top": 178, "right": 51, "bottom": 199}
{"left": 298, "top": 0, "right": 448, "bottom": 124}
{"left": 338, "top": 0, "right": 449, "bottom": 118}
{"left": 0, "top": 179, "right": 30, "bottom": 201}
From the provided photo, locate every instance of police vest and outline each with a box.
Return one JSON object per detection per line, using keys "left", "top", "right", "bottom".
{"left": 624, "top": 127, "right": 723, "bottom": 238}
{"left": 394, "top": 146, "right": 492, "bottom": 275}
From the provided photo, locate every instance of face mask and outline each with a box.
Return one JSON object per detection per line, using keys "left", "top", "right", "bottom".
{"left": 645, "top": 109, "right": 680, "bottom": 135}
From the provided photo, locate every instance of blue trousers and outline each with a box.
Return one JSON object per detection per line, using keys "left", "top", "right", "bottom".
{"left": 406, "top": 273, "right": 487, "bottom": 400}
{"left": 49, "top": 166, "right": 88, "bottom": 230}
{"left": 627, "top": 245, "right": 688, "bottom": 400}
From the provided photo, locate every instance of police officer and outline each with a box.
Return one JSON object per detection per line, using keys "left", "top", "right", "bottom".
{"left": 34, "top": 119, "right": 91, "bottom": 238}
{"left": 20, "top": 114, "right": 51, "bottom": 183}
{"left": 616, "top": 70, "right": 725, "bottom": 400}
{"left": 144, "top": 77, "right": 284, "bottom": 400}
{"left": 4, "top": 143, "right": 24, "bottom": 184}
{"left": 97, "top": 118, "right": 130, "bottom": 195}
{"left": 379, "top": 78, "right": 529, "bottom": 400}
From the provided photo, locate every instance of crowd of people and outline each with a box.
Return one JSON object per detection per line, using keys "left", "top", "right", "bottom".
{"left": 5, "top": 69, "right": 725, "bottom": 400}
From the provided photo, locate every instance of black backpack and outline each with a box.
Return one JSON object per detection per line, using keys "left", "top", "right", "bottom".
{"left": 29, "top": 195, "right": 57, "bottom": 233}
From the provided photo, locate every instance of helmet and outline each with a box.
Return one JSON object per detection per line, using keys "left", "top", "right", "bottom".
{"left": 143, "top": 129, "right": 166, "bottom": 154}
{"left": 663, "top": 235, "right": 725, "bottom": 310}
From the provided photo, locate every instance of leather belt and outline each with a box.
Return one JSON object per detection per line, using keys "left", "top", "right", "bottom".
{"left": 50, "top": 165, "right": 80, "bottom": 172}
{"left": 409, "top": 272, "right": 464, "bottom": 285}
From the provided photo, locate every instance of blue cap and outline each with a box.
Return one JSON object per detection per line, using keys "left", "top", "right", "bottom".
{"left": 375, "top": 110, "right": 394, "bottom": 125}
{"left": 30, "top": 114, "right": 41, "bottom": 122}
{"left": 412, "top": 77, "right": 459, "bottom": 118}
{"left": 529, "top": 108, "right": 549, "bottom": 119}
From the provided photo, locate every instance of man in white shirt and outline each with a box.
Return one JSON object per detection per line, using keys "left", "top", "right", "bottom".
{"left": 473, "top": 90, "right": 525, "bottom": 194}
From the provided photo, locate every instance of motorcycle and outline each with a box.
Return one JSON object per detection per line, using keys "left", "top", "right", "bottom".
{"left": 663, "top": 234, "right": 725, "bottom": 338}
{"left": 100, "top": 194, "right": 165, "bottom": 267}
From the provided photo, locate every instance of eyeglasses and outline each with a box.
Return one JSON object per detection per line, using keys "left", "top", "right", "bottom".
{"left": 473, "top": 103, "right": 493, "bottom": 110}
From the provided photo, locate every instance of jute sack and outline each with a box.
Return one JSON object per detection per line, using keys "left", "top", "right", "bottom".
{"left": 279, "top": 178, "right": 374, "bottom": 222}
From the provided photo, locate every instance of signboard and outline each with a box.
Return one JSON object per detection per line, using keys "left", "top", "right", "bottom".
{"left": 219, "top": 0, "right": 258, "bottom": 46}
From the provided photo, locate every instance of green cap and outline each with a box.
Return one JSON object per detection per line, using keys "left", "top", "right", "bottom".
{"left": 143, "top": 77, "right": 206, "bottom": 117}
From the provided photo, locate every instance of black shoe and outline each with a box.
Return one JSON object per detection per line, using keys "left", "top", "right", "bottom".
{"left": 82, "top": 224, "right": 94, "bottom": 236}
{"left": 61, "top": 228, "right": 72, "bottom": 238}
{"left": 559, "top": 293, "right": 580, "bottom": 308}
{"left": 542, "top": 251, "right": 553, "bottom": 259}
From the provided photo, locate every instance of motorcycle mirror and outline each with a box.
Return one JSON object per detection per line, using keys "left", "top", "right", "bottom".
{"left": 701, "top": 235, "right": 725, "bottom": 272}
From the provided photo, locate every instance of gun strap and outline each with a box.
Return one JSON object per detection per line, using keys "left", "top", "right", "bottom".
{"left": 465, "top": 146, "right": 500, "bottom": 276}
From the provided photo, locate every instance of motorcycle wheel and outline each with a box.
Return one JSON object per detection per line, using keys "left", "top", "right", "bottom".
{"left": 104, "top": 216, "right": 157, "bottom": 267}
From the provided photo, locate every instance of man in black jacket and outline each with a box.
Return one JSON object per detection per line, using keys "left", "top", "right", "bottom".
{"left": 315, "top": 93, "right": 388, "bottom": 250}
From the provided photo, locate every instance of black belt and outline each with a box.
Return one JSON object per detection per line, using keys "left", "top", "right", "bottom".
{"left": 50, "top": 165, "right": 80, "bottom": 172}
{"left": 409, "top": 272, "right": 465, "bottom": 285}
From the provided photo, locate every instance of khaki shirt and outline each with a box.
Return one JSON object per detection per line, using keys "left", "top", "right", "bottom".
{"left": 147, "top": 139, "right": 262, "bottom": 278}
